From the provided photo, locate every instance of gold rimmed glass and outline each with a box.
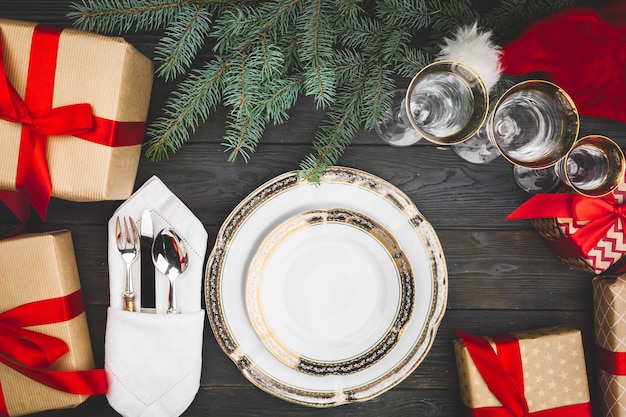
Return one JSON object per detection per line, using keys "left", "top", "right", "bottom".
{"left": 375, "top": 60, "right": 489, "bottom": 146}
{"left": 454, "top": 80, "right": 580, "bottom": 167}
{"left": 515, "top": 135, "right": 626, "bottom": 198}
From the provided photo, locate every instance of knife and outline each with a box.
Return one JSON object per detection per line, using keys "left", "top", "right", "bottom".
{"left": 140, "top": 209, "right": 156, "bottom": 310}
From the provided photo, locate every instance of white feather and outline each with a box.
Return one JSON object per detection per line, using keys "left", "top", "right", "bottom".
{"left": 437, "top": 23, "right": 502, "bottom": 92}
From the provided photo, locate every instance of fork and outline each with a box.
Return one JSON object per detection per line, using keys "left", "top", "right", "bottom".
{"left": 116, "top": 216, "right": 139, "bottom": 312}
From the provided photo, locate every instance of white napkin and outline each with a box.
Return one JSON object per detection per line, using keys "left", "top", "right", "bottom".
{"left": 105, "top": 175, "right": 208, "bottom": 417}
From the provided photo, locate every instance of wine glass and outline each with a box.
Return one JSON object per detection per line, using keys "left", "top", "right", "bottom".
{"left": 374, "top": 89, "right": 422, "bottom": 146}
{"left": 375, "top": 60, "right": 489, "bottom": 146}
{"left": 454, "top": 80, "right": 579, "bottom": 167}
{"left": 514, "top": 135, "right": 625, "bottom": 197}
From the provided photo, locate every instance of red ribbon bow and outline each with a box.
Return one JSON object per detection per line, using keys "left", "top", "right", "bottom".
{"left": 457, "top": 330, "right": 592, "bottom": 417}
{"left": 506, "top": 193, "right": 626, "bottom": 257}
{"left": 0, "top": 290, "right": 108, "bottom": 416}
{"left": 0, "top": 25, "right": 94, "bottom": 223}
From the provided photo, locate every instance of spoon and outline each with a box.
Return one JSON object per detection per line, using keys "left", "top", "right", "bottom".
{"left": 152, "top": 228, "right": 188, "bottom": 314}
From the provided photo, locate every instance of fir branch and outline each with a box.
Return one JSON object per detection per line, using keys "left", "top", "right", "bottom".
{"left": 297, "top": 0, "right": 337, "bottom": 108}
{"left": 485, "top": 0, "right": 575, "bottom": 43}
{"left": 144, "top": 57, "right": 229, "bottom": 161}
{"left": 375, "top": 0, "right": 431, "bottom": 29}
{"left": 68, "top": 0, "right": 187, "bottom": 33}
{"left": 425, "top": 0, "right": 481, "bottom": 48}
{"left": 154, "top": 3, "right": 214, "bottom": 80}
{"left": 299, "top": 60, "right": 373, "bottom": 182}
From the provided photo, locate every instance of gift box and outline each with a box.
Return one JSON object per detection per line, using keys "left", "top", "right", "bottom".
{"left": 0, "top": 231, "right": 107, "bottom": 416}
{"left": 454, "top": 326, "right": 592, "bottom": 416}
{"left": 0, "top": 18, "right": 153, "bottom": 220}
{"left": 593, "top": 274, "right": 626, "bottom": 417}
{"left": 507, "top": 177, "right": 626, "bottom": 274}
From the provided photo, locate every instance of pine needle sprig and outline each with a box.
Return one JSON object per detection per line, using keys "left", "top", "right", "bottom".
{"left": 144, "top": 57, "right": 229, "bottom": 161}
{"left": 154, "top": 3, "right": 214, "bottom": 81}
{"left": 68, "top": 0, "right": 187, "bottom": 33}
{"left": 485, "top": 0, "right": 575, "bottom": 43}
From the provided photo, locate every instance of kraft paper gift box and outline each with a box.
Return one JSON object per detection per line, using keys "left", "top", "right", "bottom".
{"left": 0, "top": 231, "right": 107, "bottom": 416}
{"left": 593, "top": 274, "right": 626, "bottom": 417}
{"left": 507, "top": 176, "right": 626, "bottom": 274}
{"left": 453, "top": 326, "right": 592, "bottom": 416}
{"left": 0, "top": 18, "right": 153, "bottom": 219}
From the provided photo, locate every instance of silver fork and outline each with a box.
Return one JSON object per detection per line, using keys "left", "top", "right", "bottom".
{"left": 116, "top": 216, "right": 140, "bottom": 312}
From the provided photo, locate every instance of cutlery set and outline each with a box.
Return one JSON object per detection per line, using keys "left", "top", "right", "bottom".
{"left": 115, "top": 211, "right": 188, "bottom": 313}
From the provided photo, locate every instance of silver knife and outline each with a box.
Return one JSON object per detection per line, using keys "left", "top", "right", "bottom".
{"left": 140, "top": 209, "right": 155, "bottom": 310}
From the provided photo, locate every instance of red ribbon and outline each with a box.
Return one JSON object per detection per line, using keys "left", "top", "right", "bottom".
{"left": 598, "top": 345, "right": 626, "bottom": 376}
{"left": 0, "top": 290, "right": 108, "bottom": 416}
{"left": 457, "top": 330, "right": 592, "bottom": 417}
{"left": 506, "top": 193, "right": 626, "bottom": 257}
{"left": 0, "top": 24, "right": 146, "bottom": 223}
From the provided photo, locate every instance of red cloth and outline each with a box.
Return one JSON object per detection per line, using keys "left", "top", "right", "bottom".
{"left": 501, "top": 1, "right": 626, "bottom": 123}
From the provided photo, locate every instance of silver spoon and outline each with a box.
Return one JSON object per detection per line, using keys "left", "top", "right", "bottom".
{"left": 152, "top": 228, "right": 188, "bottom": 314}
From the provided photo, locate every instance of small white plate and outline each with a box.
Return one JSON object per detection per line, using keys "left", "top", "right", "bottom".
{"left": 246, "top": 208, "right": 414, "bottom": 375}
{"left": 206, "top": 167, "right": 447, "bottom": 407}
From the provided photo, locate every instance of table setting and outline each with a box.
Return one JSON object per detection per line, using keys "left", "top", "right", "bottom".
{"left": 4, "top": 1, "right": 626, "bottom": 417}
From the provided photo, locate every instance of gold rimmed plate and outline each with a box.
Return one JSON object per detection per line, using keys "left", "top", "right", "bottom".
{"left": 246, "top": 208, "right": 414, "bottom": 376}
{"left": 205, "top": 167, "right": 448, "bottom": 407}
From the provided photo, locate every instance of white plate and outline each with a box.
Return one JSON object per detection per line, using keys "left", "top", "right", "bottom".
{"left": 246, "top": 208, "right": 414, "bottom": 375}
{"left": 205, "top": 167, "right": 447, "bottom": 407}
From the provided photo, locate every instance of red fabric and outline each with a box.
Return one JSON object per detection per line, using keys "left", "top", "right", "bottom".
{"left": 598, "top": 345, "right": 626, "bottom": 376}
{"left": 457, "top": 330, "right": 592, "bottom": 417}
{"left": 0, "top": 290, "right": 108, "bottom": 416}
{"left": 0, "top": 24, "right": 146, "bottom": 224}
{"left": 501, "top": 2, "right": 626, "bottom": 123}
{"left": 506, "top": 193, "right": 626, "bottom": 256}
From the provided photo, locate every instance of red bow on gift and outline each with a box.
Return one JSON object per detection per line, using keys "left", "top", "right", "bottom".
{"left": 0, "top": 290, "right": 108, "bottom": 416}
{"left": 457, "top": 330, "right": 592, "bottom": 417}
{"left": 0, "top": 25, "right": 94, "bottom": 223}
{"left": 507, "top": 193, "right": 626, "bottom": 257}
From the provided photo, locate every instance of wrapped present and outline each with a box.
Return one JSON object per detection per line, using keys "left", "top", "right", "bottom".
{"left": 454, "top": 326, "right": 592, "bottom": 416}
{"left": 0, "top": 19, "right": 153, "bottom": 221}
{"left": 507, "top": 179, "right": 626, "bottom": 274}
{"left": 0, "top": 231, "right": 108, "bottom": 416}
{"left": 593, "top": 274, "right": 626, "bottom": 417}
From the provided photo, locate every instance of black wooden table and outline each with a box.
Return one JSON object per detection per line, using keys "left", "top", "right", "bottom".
{"left": 0, "top": 1, "right": 620, "bottom": 416}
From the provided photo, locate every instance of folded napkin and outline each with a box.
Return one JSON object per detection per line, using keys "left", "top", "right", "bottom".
{"left": 105, "top": 175, "right": 208, "bottom": 417}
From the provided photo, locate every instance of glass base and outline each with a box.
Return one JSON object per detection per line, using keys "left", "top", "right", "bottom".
{"left": 513, "top": 165, "right": 562, "bottom": 194}
{"left": 452, "top": 125, "right": 500, "bottom": 164}
{"left": 375, "top": 89, "right": 422, "bottom": 147}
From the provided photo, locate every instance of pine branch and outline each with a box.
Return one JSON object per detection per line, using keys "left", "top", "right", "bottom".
{"left": 297, "top": 0, "right": 337, "bottom": 108}
{"left": 485, "top": 0, "right": 575, "bottom": 43}
{"left": 68, "top": 0, "right": 187, "bottom": 33}
{"left": 144, "top": 57, "right": 228, "bottom": 161}
{"left": 299, "top": 59, "right": 375, "bottom": 182}
{"left": 154, "top": 3, "right": 214, "bottom": 80}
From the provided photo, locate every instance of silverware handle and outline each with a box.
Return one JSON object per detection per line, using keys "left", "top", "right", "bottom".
{"left": 123, "top": 262, "right": 136, "bottom": 312}
{"left": 123, "top": 296, "right": 135, "bottom": 312}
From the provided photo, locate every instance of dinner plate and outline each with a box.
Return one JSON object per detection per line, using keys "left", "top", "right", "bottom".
{"left": 205, "top": 167, "right": 447, "bottom": 407}
{"left": 246, "top": 208, "right": 414, "bottom": 376}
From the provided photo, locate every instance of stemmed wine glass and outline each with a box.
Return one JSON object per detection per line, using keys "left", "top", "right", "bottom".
{"left": 453, "top": 80, "right": 580, "bottom": 169}
{"left": 514, "top": 135, "right": 625, "bottom": 197}
{"left": 375, "top": 60, "right": 489, "bottom": 146}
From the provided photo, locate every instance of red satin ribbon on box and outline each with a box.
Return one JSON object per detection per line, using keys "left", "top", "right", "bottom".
{"left": 506, "top": 193, "right": 626, "bottom": 259}
{"left": 0, "top": 289, "right": 108, "bottom": 416}
{"left": 598, "top": 346, "right": 626, "bottom": 376}
{"left": 0, "top": 24, "right": 146, "bottom": 223}
{"left": 457, "top": 330, "right": 592, "bottom": 417}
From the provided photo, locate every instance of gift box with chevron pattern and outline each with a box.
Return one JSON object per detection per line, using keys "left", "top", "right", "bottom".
{"left": 529, "top": 179, "right": 626, "bottom": 274}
